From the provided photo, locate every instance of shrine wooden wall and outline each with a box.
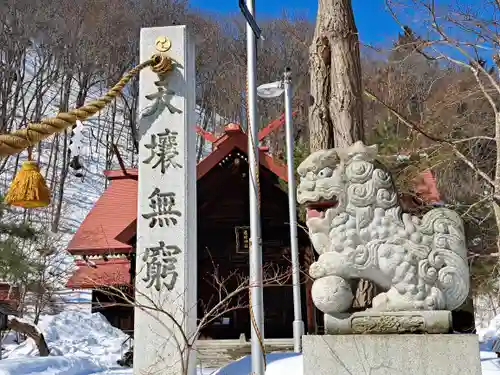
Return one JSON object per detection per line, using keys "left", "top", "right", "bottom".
{"left": 196, "top": 149, "right": 311, "bottom": 339}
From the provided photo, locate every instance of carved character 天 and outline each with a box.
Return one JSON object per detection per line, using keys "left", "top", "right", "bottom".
{"left": 143, "top": 76, "right": 182, "bottom": 117}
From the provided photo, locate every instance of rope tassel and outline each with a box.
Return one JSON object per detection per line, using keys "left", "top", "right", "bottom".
{"left": 4, "top": 157, "right": 50, "bottom": 208}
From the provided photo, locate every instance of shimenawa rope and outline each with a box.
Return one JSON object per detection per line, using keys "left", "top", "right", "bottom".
{"left": 0, "top": 54, "right": 172, "bottom": 157}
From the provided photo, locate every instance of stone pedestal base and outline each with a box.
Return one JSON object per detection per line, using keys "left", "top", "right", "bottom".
{"left": 303, "top": 334, "right": 481, "bottom": 375}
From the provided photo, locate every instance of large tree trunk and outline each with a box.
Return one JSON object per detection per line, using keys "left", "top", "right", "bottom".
{"left": 309, "top": 0, "right": 364, "bottom": 150}
{"left": 309, "top": 0, "right": 375, "bottom": 309}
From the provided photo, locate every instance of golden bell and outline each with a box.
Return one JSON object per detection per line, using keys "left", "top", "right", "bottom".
{"left": 4, "top": 160, "right": 51, "bottom": 208}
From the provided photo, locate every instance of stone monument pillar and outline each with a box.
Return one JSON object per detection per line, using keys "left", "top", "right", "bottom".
{"left": 134, "top": 26, "right": 197, "bottom": 375}
{"left": 296, "top": 141, "right": 481, "bottom": 375}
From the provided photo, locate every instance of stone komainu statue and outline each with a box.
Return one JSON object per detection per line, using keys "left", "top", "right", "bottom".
{"left": 296, "top": 141, "right": 470, "bottom": 317}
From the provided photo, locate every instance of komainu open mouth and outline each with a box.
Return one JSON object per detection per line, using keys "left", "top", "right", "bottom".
{"left": 305, "top": 198, "right": 338, "bottom": 219}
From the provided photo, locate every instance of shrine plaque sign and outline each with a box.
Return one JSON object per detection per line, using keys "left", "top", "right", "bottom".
{"left": 235, "top": 226, "right": 250, "bottom": 253}
{"left": 134, "top": 26, "right": 197, "bottom": 375}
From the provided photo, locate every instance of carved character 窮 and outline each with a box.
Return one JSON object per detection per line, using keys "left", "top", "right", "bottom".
{"left": 142, "top": 241, "right": 181, "bottom": 291}
{"left": 296, "top": 141, "right": 470, "bottom": 318}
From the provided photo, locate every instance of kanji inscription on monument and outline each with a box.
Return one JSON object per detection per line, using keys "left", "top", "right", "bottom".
{"left": 134, "top": 26, "right": 197, "bottom": 375}
{"left": 142, "top": 188, "right": 181, "bottom": 227}
{"left": 143, "top": 241, "right": 181, "bottom": 291}
{"left": 144, "top": 76, "right": 182, "bottom": 116}
{"left": 142, "top": 128, "right": 183, "bottom": 173}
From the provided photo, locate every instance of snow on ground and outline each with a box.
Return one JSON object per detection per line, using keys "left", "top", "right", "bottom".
{"left": 0, "top": 308, "right": 219, "bottom": 375}
{"left": 213, "top": 353, "right": 302, "bottom": 375}
{"left": 89, "top": 352, "right": 500, "bottom": 375}
{"left": 0, "top": 356, "right": 107, "bottom": 375}
{"left": 95, "top": 370, "right": 218, "bottom": 375}
{"left": 0, "top": 306, "right": 499, "bottom": 374}
{"left": 481, "top": 352, "right": 500, "bottom": 375}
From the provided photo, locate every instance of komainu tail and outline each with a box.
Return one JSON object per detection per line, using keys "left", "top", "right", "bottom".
{"left": 420, "top": 208, "right": 469, "bottom": 310}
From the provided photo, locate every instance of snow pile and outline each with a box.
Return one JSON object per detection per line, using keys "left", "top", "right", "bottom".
{"left": 3, "top": 310, "right": 128, "bottom": 368}
{"left": 0, "top": 309, "right": 219, "bottom": 375}
{"left": 475, "top": 295, "right": 500, "bottom": 331}
{"left": 477, "top": 312, "right": 500, "bottom": 353}
{"left": 264, "top": 354, "right": 302, "bottom": 375}
{"left": 478, "top": 314, "right": 500, "bottom": 342}
{"left": 52, "top": 290, "right": 92, "bottom": 314}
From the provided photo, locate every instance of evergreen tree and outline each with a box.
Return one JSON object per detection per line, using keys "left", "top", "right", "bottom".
{"left": 0, "top": 200, "right": 39, "bottom": 282}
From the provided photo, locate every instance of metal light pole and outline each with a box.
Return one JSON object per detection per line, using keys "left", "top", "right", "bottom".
{"left": 240, "top": 0, "right": 265, "bottom": 374}
{"left": 283, "top": 68, "right": 304, "bottom": 352}
{"left": 257, "top": 68, "right": 304, "bottom": 352}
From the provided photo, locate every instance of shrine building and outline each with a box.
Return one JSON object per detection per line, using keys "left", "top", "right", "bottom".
{"left": 66, "top": 122, "right": 317, "bottom": 339}
{"left": 65, "top": 117, "right": 446, "bottom": 339}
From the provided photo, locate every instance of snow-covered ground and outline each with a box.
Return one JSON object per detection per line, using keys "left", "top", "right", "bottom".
{"left": 482, "top": 352, "right": 500, "bottom": 375}
{"left": 0, "top": 304, "right": 498, "bottom": 375}
{"left": 0, "top": 308, "right": 219, "bottom": 375}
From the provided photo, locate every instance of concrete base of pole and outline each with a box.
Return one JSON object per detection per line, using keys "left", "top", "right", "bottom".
{"left": 293, "top": 320, "right": 305, "bottom": 352}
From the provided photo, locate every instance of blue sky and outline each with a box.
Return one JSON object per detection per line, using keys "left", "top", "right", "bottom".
{"left": 189, "top": 0, "right": 402, "bottom": 46}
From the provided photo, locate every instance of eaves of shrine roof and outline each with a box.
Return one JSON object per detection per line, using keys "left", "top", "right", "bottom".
{"left": 67, "top": 258, "right": 131, "bottom": 289}
{"left": 66, "top": 124, "right": 289, "bottom": 255}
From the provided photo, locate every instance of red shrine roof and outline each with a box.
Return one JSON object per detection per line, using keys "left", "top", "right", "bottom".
{"left": 66, "top": 259, "right": 130, "bottom": 289}
{"left": 66, "top": 123, "right": 288, "bottom": 256}
{"left": 67, "top": 177, "right": 138, "bottom": 255}
{"left": 414, "top": 170, "right": 441, "bottom": 203}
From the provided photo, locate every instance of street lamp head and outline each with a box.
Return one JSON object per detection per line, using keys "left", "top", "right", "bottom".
{"left": 256, "top": 81, "right": 284, "bottom": 99}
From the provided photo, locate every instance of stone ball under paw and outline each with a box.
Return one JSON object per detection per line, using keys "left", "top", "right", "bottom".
{"left": 311, "top": 275, "right": 353, "bottom": 314}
